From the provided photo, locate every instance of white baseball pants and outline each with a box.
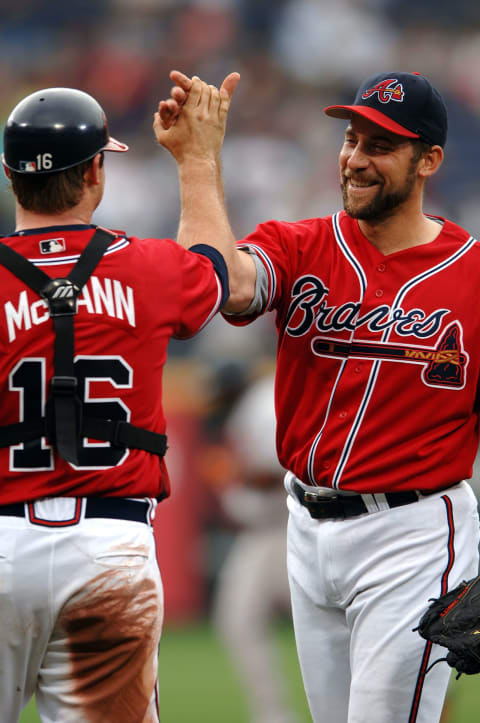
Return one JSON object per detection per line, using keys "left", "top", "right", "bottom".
{"left": 285, "top": 479, "right": 480, "bottom": 723}
{"left": 0, "top": 498, "right": 163, "bottom": 723}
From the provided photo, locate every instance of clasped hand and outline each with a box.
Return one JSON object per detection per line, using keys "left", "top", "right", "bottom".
{"left": 153, "top": 70, "right": 240, "bottom": 163}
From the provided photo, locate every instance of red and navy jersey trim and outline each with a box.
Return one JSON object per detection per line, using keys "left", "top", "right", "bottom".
{"left": 190, "top": 244, "right": 229, "bottom": 307}
{"left": 239, "top": 242, "right": 277, "bottom": 311}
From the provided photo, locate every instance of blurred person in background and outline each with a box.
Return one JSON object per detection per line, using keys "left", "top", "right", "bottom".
{"left": 156, "top": 68, "right": 480, "bottom": 723}
{"left": 211, "top": 371, "right": 297, "bottom": 723}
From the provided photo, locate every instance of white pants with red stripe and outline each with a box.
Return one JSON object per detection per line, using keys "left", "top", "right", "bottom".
{"left": 0, "top": 498, "right": 163, "bottom": 723}
{"left": 285, "top": 477, "right": 480, "bottom": 723}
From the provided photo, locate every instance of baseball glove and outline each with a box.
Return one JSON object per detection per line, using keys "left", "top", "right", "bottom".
{"left": 416, "top": 575, "right": 480, "bottom": 677}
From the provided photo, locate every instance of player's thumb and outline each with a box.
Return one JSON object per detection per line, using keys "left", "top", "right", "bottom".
{"left": 153, "top": 113, "right": 178, "bottom": 157}
{"left": 220, "top": 72, "right": 240, "bottom": 100}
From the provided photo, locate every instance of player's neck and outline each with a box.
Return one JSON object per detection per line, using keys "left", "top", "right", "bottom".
{"left": 15, "top": 207, "right": 93, "bottom": 232}
{"left": 14, "top": 187, "right": 100, "bottom": 232}
{"left": 357, "top": 209, "right": 442, "bottom": 256}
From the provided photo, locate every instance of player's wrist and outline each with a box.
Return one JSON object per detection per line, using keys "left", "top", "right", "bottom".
{"left": 177, "top": 153, "right": 220, "bottom": 168}
{"left": 177, "top": 156, "right": 220, "bottom": 187}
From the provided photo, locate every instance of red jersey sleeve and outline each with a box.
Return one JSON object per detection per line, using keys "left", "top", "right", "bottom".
{"left": 224, "top": 217, "right": 331, "bottom": 324}
{"left": 172, "top": 244, "right": 225, "bottom": 339}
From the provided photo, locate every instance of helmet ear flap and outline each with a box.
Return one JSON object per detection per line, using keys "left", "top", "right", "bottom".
{"left": 1, "top": 156, "right": 12, "bottom": 179}
{"left": 3, "top": 88, "right": 128, "bottom": 175}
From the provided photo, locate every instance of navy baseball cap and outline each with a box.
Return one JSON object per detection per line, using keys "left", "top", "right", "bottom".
{"left": 324, "top": 71, "right": 448, "bottom": 147}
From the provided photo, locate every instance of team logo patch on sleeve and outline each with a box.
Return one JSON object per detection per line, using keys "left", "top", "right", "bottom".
{"left": 40, "top": 238, "right": 66, "bottom": 254}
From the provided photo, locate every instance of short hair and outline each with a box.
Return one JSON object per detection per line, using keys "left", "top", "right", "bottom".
{"left": 9, "top": 153, "right": 104, "bottom": 214}
{"left": 410, "top": 139, "right": 433, "bottom": 163}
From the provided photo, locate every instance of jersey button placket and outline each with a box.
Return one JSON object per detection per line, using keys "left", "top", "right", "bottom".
{"left": 375, "top": 263, "right": 386, "bottom": 297}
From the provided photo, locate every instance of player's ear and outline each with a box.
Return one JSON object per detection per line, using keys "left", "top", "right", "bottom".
{"left": 84, "top": 152, "right": 104, "bottom": 186}
{"left": 418, "top": 145, "right": 443, "bottom": 179}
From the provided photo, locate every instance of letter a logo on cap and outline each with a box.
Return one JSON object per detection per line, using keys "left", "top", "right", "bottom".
{"left": 362, "top": 79, "right": 405, "bottom": 104}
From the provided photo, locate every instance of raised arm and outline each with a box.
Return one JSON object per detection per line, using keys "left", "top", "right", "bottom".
{"left": 153, "top": 72, "right": 256, "bottom": 313}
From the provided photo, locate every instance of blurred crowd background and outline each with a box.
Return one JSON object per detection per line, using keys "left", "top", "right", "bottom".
{"left": 2, "top": 0, "right": 480, "bottom": 367}
{"left": 3, "top": 2, "right": 480, "bottom": 719}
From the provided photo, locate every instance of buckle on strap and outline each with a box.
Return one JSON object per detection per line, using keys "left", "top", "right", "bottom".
{"left": 295, "top": 484, "right": 347, "bottom": 519}
{"left": 293, "top": 480, "right": 420, "bottom": 520}
{"left": 41, "top": 277, "right": 81, "bottom": 317}
{"left": 112, "top": 420, "right": 128, "bottom": 448}
{"left": 304, "top": 491, "right": 339, "bottom": 504}
{"left": 51, "top": 376, "right": 77, "bottom": 396}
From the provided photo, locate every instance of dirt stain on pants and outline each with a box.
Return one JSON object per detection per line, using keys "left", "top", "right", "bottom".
{"left": 60, "top": 564, "right": 162, "bottom": 723}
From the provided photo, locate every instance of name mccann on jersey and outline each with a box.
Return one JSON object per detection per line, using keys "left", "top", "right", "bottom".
{"left": 5, "top": 276, "right": 135, "bottom": 342}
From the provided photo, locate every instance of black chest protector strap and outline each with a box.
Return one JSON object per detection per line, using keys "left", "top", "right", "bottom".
{"left": 0, "top": 228, "right": 167, "bottom": 465}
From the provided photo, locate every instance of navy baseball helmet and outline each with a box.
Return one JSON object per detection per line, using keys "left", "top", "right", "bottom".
{"left": 2, "top": 87, "right": 128, "bottom": 174}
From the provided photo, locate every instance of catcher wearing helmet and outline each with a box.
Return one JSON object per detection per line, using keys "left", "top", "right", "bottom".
{"left": 0, "top": 86, "right": 232, "bottom": 722}
{"left": 3, "top": 87, "right": 129, "bottom": 174}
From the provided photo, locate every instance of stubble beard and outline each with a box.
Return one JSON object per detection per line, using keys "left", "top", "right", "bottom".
{"left": 341, "top": 160, "right": 417, "bottom": 222}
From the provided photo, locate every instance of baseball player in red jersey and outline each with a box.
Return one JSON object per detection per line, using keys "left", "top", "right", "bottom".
{"left": 0, "top": 86, "right": 234, "bottom": 722}
{"left": 156, "top": 71, "right": 480, "bottom": 722}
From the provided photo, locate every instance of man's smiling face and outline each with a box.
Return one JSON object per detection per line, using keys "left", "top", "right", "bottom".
{"left": 339, "top": 115, "right": 422, "bottom": 222}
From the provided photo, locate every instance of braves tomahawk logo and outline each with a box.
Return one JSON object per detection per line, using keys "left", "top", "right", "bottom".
{"left": 312, "top": 323, "right": 468, "bottom": 390}
{"left": 285, "top": 276, "right": 469, "bottom": 390}
{"left": 362, "top": 79, "right": 405, "bottom": 104}
{"left": 424, "top": 323, "right": 466, "bottom": 388}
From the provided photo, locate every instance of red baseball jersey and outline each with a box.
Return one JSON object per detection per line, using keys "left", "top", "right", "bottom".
{"left": 0, "top": 225, "right": 225, "bottom": 504}
{"left": 225, "top": 211, "right": 480, "bottom": 494}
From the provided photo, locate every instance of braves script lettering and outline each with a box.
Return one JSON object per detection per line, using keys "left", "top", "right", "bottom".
{"left": 285, "top": 276, "right": 450, "bottom": 339}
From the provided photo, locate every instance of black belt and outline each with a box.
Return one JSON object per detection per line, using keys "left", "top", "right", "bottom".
{"left": 0, "top": 498, "right": 150, "bottom": 524}
{"left": 293, "top": 481, "right": 419, "bottom": 520}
